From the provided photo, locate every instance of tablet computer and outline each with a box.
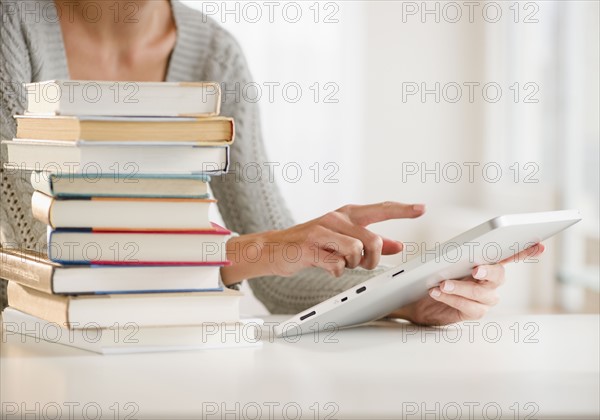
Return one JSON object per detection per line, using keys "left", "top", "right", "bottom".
{"left": 274, "top": 209, "right": 582, "bottom": 337}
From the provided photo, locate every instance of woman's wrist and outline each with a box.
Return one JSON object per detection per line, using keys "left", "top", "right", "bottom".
{"left": 220, "top": 231, "right": 277, "bottom": 286}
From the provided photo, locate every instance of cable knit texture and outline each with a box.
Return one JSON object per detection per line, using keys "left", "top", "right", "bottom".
{"left": 0, "top": 0, "right": 381, "bottom": 312}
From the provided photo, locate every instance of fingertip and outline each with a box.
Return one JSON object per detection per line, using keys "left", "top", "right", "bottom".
{"left": 527, "top": 243, "right": 545, "bottom": 258}
{"left": 473, "top": 266, "right": 488, "bottom": 280}
{"left": 392, "top": 241, "right": 404, "bottom": 253}
{"left": 412, "top": 204, "right": 426, "bottom": 216}
{"left": 381, "top": 239, "right": 403, "bottom": 255}
{"left": 441, "top": 280, "right": 455, "bottom": 293}
{"left": 430, "top": 287, "right": 442, "bottom": 298}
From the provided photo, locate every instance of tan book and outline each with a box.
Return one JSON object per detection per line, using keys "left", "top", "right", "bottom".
{"left": 0, "top": 248, "right": 55, "bottom": 294}
{"left": 0, "top": 248, "right": 226, "bottom": 294}
{"left": 8, "top": 283, "right": 242, "bottom": 329}
{"left": 15, "top": 115, "right": 234, "bottom": 144}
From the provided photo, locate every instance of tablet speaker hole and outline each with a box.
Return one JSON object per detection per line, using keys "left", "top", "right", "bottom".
{"left": 300, "top": 311, "right": 316, "bottom": 321}
{"left": 356, "top": 286, "right": 367, "bottom": 294}
{"left": 341, "top": 297, "right": 348, "bottom": 302}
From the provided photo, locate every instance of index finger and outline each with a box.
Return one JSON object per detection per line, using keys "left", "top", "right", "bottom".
{"left": 341, "top": 201, "right": 426, "bottom": 226}
{"left": 500, "top": 243, "right": 545, "bottom": 265}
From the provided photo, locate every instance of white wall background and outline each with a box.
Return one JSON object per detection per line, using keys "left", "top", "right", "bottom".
{"left": 182, "top": 1, "right": 599, "bottom": 315}
{"left": 183, "top": 1, "right": 366, "bottom": 220}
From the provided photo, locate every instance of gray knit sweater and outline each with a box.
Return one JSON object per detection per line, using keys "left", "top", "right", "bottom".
{"left": 0, "top": 0, "right": 380, "bottom": 313}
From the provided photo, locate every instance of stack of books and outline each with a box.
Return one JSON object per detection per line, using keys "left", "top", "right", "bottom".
{"left": 1, "top": 80, "right": 260, "bottom": 354}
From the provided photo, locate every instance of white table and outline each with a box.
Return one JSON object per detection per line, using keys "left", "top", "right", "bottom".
{"left": 1, "top": 315, "right": 599, "bottom": 419}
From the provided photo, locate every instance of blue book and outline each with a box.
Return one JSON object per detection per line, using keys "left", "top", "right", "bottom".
{"left": 31, "top": 172, "right": 211, "bottom": 198}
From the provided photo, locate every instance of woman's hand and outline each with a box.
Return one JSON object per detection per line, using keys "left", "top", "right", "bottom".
{"left": 390, "top": 243, "right": 545, "bottom": 326}
{"left": 220, "top": 202, "right": 425, "bottom": 285}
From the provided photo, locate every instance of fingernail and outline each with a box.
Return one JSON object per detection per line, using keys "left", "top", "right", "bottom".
{"left": 474, "top": 267, "right": 487, "bottom": 279}
{"left": 413, "top": 204, "right": 426, "bottom": 212}
{"left": 442, "top": 281, "right": 454, "bottom": 292}
{"left": 430, "top": 288, "right": 441, "bottom": 298}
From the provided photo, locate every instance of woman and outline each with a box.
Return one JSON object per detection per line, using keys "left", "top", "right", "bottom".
{"left": 0, "top": 0, "right": 543, "bottom": 324}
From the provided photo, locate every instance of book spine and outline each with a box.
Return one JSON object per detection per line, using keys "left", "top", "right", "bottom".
{"left": 0, "top": 251, "right": 55, "bottom": 294}
{"left": 223, "top": 146, "right": 231, "bottom": 174}
{"left": 7, "top": 283, "right": 70, "bottom": 327}
{"left": 30, "top": 172, "right": 54, "bottom": 196}
{"left": 214, "top": 83, "right": 222, "bottom": 115}
{"left": 229, "top": 119, "right": 236, "bottom": 142}
{"left": 31, "top": 191, "right": 54, "bottom": 227}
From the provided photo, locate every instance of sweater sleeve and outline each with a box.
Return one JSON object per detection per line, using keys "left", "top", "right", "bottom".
{"left": 208, "top": 28, "right": 383, "bottom": 314}
{"left": 0, "top": 6, "right": 43, "bottom": 309}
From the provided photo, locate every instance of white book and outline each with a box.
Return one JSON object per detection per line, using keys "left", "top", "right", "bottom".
{"left": 32, "top": 190, "right": 215, "bottom": 230}
{"left": 25, "top": 80, "right": 222, "bottom": 117}
{"left": 2, "top": 308, "right": 263, "bottom": 355}
{"left": 47, "top": 225, "right": 230, "bottom": 264}
{"left": 48, "top": 264, "right": 224, "bottom": 294}
{"left": 3, "top": 139, "right": 230, "bottom": 175}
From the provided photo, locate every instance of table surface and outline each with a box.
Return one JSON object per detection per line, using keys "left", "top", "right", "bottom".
{"left": 1, "top": 314, "right": 599, "bottom": 420}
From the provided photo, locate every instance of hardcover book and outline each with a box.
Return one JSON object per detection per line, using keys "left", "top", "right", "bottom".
{"left": 0, "top": 248, "right": 227, "bottom": 294}
{"left": 24, "top": 80, "right": 222, "bottom": 117}
{"left": 8, "top": 283, "right": 242, "bottom": 328}
{"left": 46, "top": 224, "right": 232, "bottom": 264}
{"left": 30, "top": 172, "right": 211, "bottom": 199}
{"left": 15, "top": 115, "right": 234, "bottom": 144}
{"left": 32, "top": 191, "right": 216, "bottom": 230}
{"left": 4, "top": 140, "right": 230, "bottom": 175}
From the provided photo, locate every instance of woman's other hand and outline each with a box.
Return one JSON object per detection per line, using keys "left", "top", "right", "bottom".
{"left": 391, "top": 243, "right": 545, "bottom": 326}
